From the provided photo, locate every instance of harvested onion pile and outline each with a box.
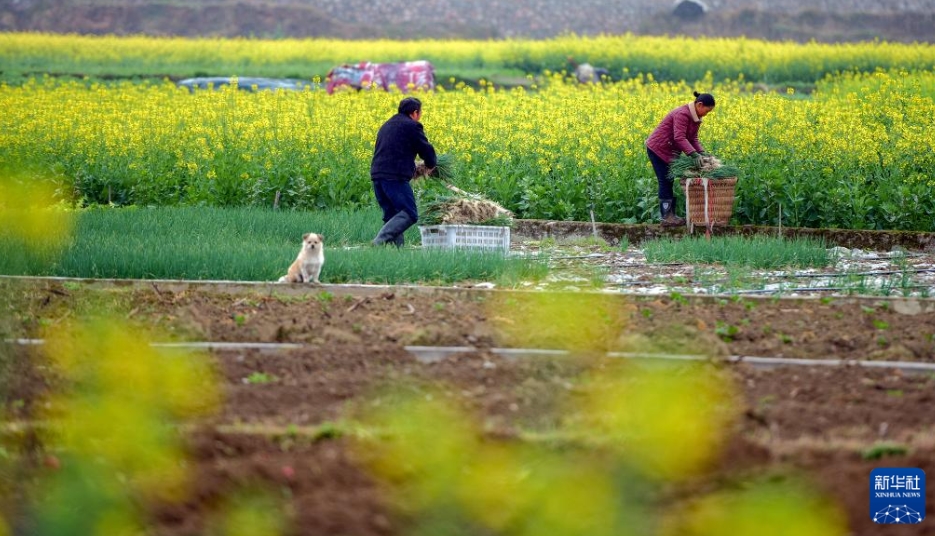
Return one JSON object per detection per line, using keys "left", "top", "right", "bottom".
{"left": 415, "top": 153, "right": 513, "bottom": 226}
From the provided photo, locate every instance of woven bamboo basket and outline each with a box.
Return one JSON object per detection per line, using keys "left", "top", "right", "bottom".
{"left": 679, "top": 177, "right": 737, "bottom": 229}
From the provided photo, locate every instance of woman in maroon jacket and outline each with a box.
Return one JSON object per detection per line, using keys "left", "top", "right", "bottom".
{"left": 645, "top": 91, "right": 716, "bottom": 226}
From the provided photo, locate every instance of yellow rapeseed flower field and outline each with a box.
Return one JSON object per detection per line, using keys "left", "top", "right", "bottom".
{"left": 1, "top": 34, "right": 933, "bottom": 230}
{"left": 3, "top": 32, "right": 934, "bottom": 82}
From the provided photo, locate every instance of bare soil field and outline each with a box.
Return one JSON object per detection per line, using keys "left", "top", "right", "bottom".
{"left": 3, "top": 276, "right": 935, "bottom": 535}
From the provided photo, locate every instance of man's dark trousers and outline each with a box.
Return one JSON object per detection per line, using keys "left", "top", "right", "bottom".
{"left": 373, "top": 179, "right": 418, "bottom": 247}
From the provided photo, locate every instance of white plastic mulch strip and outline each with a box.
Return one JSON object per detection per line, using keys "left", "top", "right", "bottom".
{"left": 5, "top": 339, "right": 303, "bottom": 351}
{"left": 6, "top": 339, "right": 935, "bottom": 374}
{"left": 407, "top": 346, "right": 935, "bottom": 373}
{"left": 152, "top": 342, "right": 305, "bottom": 350}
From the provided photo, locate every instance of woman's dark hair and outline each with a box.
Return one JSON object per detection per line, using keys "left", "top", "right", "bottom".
{"left": 693, "top": 91, "right": 715, "bottom": 107}
{"left": 398, "top": 97, "right": 422, "bottom": 115}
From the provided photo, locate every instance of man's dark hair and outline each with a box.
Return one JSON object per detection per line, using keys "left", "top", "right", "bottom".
{"left": 693, "top": 91, "right": 716, "bottom": 107}
{"left": 398, "top": 97, "right": 422, "bottom": 116}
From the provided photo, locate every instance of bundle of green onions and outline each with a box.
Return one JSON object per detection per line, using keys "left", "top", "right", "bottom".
{"left": 414, "top": 153, "right": 458, "bottom": 182}
{"left": 667, "top": 153, "right": 740, "bottom": 180}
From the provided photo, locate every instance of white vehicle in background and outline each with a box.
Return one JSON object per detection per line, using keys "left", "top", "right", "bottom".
{"left": 176, "top": 77, "right": 320, "bottom": 92}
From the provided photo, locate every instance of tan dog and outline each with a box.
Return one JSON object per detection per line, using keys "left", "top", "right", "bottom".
{"left": 278, "top": 233, "right": 325, "bottom": 284}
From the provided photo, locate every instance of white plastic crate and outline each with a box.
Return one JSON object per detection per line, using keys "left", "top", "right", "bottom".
{"left": 419, "top": 225, "right": 511, "bottom": 253}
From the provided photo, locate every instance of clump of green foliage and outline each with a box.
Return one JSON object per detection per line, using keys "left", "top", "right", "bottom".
{"left": 861, "top": 442, "right": 908, "bottom": 460}
{"left": 0, "top": 206, "right": 536, "bottom": 283}
{"left": 643, "top": 235, "right": 831, "bottom": 269}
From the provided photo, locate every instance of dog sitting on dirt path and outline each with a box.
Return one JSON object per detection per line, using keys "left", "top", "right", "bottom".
{"left": 278, "top": 233, "right": 325, "bottom": 284}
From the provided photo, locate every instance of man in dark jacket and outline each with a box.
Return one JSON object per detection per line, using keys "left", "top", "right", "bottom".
{"left": 370, "top": 97, "right": 437, "bottom": 247}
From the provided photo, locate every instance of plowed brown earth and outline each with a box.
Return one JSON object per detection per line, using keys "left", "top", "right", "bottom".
{"left": 3, "top": 281, "right": 935, "bottom": 535}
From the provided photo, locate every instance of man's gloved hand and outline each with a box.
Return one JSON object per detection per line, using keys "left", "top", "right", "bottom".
{"left": 690, "top": 152, "right": 702, "bottom": 166}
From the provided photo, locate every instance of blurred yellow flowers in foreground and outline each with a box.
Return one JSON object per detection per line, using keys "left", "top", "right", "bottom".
{"left": 33, "top": 318, "right": 221, "bottom": 534}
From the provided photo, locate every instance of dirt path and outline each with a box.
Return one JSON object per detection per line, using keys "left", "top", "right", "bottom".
{"left": 3, "top": 278, "right": 935, "bottom": 535}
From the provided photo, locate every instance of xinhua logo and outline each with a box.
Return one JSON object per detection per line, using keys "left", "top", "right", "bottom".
{"left": 870, "top": 468, "right": 926, "bottom": 524}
